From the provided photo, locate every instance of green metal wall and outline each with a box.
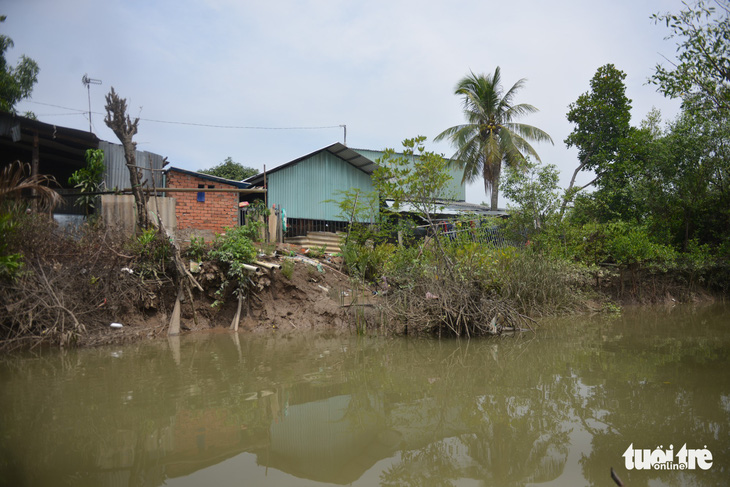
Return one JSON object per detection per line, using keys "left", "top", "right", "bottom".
{"left": 268, "top": 151, "right": 375, "bottom": 221}
{"left": 354, "top": 149, "right": 466, "bottom": 201}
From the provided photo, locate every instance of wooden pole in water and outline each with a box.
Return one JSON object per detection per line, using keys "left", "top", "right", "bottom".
{"left": 230, "top": 293, "right": 243, "bottom": 332}
{"left": 168, "top": 283, "right": 184, "bottom": 336}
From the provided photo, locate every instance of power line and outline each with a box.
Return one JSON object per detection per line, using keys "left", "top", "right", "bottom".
{"left": 24, "top": 100, "right": 342, "bottom": 131}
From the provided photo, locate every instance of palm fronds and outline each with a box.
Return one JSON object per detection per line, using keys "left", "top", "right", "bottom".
{"left": 436, "top": 67, "right": 554, "bottom": 209}
{"left": 0, "top": 161, "right": 63, "bottom": 212}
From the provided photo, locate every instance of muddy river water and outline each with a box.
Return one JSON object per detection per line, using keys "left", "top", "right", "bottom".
{"left": 1, "top": 303, "right": 728, "bottom": 486}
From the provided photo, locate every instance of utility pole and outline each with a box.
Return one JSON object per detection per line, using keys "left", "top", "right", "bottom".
{"left": 340, "top": 124, "right": 347, "bottom": 146}
{"left": 82, "top": 74, "right": 102, "bottom": 132}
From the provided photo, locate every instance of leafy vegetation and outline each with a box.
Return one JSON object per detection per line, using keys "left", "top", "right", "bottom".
{"left": 68, "top": 149, "right": 105, "bottom": 216}
{"left": 128, "top": 227, "right": 172, "bottom": 278}
{"left": 281, "top": 259, "right": 294, "bottom": 280}
{"left": 0, "top": 212, "right": 21, "bottom": 279}
{"left": 0, "top": 15, "right": 39, "bottom": 114}
{"left": 184, "top": 235, "right": 208, "bottom": 261}
{"left": 3, "top": 1, "right": 730, "bottom": 348}
{"left": 209, "top": 225, "right": 257, "bottom": 277}
{"left": 337, "top": 138, "right": 585, "bottom": 337}
{"left": 207, "top": 223, "right": 259, "bottom": 307}
{"left": 199, "top": 157, "right": 258, "bottom": 181}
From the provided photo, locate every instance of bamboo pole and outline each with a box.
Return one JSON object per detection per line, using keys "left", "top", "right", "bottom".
{"left": 168, "top": 284, "right": 184, "bottom": 336}
{"left": 230, "top": 294, "right": 243, "bottom": 332}
{"left": 60, "top": 188, "right": 267, "bottom": 197}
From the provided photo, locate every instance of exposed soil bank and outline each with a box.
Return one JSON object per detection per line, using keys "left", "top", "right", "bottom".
{"left": 75, "top": 244, "right": 379, "bottom": 348}
{"left": 83, "top": 256, "right": 723, "bottom": 349}
{"left": 592, "top": 266, "right": 722, "bottom": 307}
{"left": 1, "top": 223, "right": 722, "bottom": 351}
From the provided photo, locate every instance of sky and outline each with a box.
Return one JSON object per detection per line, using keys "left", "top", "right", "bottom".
{"left": 3, "top": 0, "right": 686, "bottom": 205}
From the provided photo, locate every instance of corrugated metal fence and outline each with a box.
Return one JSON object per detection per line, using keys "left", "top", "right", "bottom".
{"left": 99, "top": 141, "right": 165, "bottom": 191}
{"left": 101, "top": 195, "right": 176, "bottom": 236}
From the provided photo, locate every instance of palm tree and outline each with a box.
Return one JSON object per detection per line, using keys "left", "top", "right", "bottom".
{"left": 436, "top": 67, "right": 553, "bottom": 210}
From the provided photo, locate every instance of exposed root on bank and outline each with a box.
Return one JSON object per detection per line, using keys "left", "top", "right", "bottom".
{"left": 380, "top": 275, "right": 537, "bottom": 337}
{"left": 0, "top": 220, "right": 171, "bottom": 351}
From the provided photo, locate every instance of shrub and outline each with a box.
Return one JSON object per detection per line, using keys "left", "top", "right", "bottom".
{"left": 342, "top": 242, "right": 395, "bottom": 283}
{"left": 238, "top": 220, "right": 264, "bottom": 242}
{"left": 496, "top": 249, "right": 587, "bottom": 315}
{"left": 0, "top": 212, "right": 22, "bottom": 280}
{"left": 209, "top": 226, "right": 256, "bottom": 276}
{"left": 185, "top": 235, "right": 208, "bottom": 261}
{"left": 129, "top": 228, "right": 172, "bottom": 278}
{"left": 281, "top": 260, "right": 294, "bottom": 280}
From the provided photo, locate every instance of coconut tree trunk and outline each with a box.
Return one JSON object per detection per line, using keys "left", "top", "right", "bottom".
{"left": 488, "top": 163, "right": 501, "bottom": 211}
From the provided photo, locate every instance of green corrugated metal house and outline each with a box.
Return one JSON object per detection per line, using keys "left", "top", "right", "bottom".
{"left": 245, "top": 142, "right": 467, "bottom": 236}
{"left": 353, "top": 148, "right": 466, "bottom": 201}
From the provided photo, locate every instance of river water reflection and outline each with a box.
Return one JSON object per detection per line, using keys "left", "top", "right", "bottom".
{"left": 1, "top": 304, "right": 728, "bottom": 486}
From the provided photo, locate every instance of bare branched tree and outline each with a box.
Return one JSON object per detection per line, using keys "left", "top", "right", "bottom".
{"left": 104, "top": 87, "right": 150, "bottom": 230}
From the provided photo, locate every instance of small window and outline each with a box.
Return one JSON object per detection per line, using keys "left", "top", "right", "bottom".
{"left": 197, "top": 184, "right": 205, "bottom": 202}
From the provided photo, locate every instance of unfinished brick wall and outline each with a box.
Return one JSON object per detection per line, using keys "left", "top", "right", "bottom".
{"left": 166, "top": 171, "right": 238, "bottom": 237}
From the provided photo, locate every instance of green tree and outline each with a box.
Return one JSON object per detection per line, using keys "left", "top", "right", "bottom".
{"left": 561, "top": 64, "right": 632, "bottom": 215}
{"left": 651, "top": 0, "right": 730, "bottom": 115}
{"left": 645, "top": 109, "right": 730, "bottom": 249}
{"left": 199, "top": 157, "right": 258, "bottom": 181}
{"left": 68, "top": 149, "right": 105, "bottom": 216}
{"left": 435, "top": 67, "right": 553, "bottom": 211}
{"left": 374, "top": 136, "right": 453, "bottom": 220}
{"left": 502, "top": 159, "right": 561, "bottom": 239}
{"left": 0, "top": 16, "right": 39, "bottom": 113}
{"left": 374, "top": 136, "right": 457, "bottom": 277}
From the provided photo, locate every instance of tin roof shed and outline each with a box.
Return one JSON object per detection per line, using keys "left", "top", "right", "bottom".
{"left": 246, "top": 143, "right": 376, "bottom": 221}
{"left": 246, "top": 142, "right": 469, "bottom": 223}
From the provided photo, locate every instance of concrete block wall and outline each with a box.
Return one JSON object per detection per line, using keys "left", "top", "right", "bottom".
{"left": 167, "top": 171, "right": 239, "bottom": 236}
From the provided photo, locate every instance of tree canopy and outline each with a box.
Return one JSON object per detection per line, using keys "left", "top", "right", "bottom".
{"left": 650, "top": 0, "right": 730, "bottom": 115}
{"left": 436, "top": 67, "right": 552, "bottom": 211}
{"left": 561, "top": 64, "right": 633, "bottom": 215}
{"left": 0, "top": 16, "right": 39, "bottom": 114}
{"left": 199, "top": 157, "right": 258, "bottom": 181}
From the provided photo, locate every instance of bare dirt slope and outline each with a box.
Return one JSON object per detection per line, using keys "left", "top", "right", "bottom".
{"left": 91, "top": 244, "right": 369, "bottom": 346}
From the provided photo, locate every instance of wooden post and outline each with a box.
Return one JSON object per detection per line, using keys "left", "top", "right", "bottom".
{"left": 168, "top": 283, "right": 184, "bottom": 336}
{"left": 268, "top": 205, "right": 277, "bottom": 244}
{"left": 31, "top": 131, "right": 39, "bottom": 212}
{"left": 230, "top": 293, "right": 243, "bottom": 332}
{"left": 31, "top": 131, "right": 39, "bottom": 177}
{"left": 168, "top": 335, "right": 181, "bottom": 365}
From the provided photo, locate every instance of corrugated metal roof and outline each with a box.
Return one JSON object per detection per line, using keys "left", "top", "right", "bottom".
{"left": 245, "top": 142, "right": 376, "bottom": 186}
{"left": 0, "top": 112, "right": 99, "bottom": 178}
{"left": 165, "top": 166, "right": 251, "bottom": 188}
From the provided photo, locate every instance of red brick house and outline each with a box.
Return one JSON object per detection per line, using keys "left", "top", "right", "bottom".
{"left": 165, "top": 167, "right": 250, "bottom": 240}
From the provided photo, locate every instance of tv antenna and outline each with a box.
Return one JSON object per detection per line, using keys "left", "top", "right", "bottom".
{"left": 82, "top": 74, "right": 102, "bottom": 132}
